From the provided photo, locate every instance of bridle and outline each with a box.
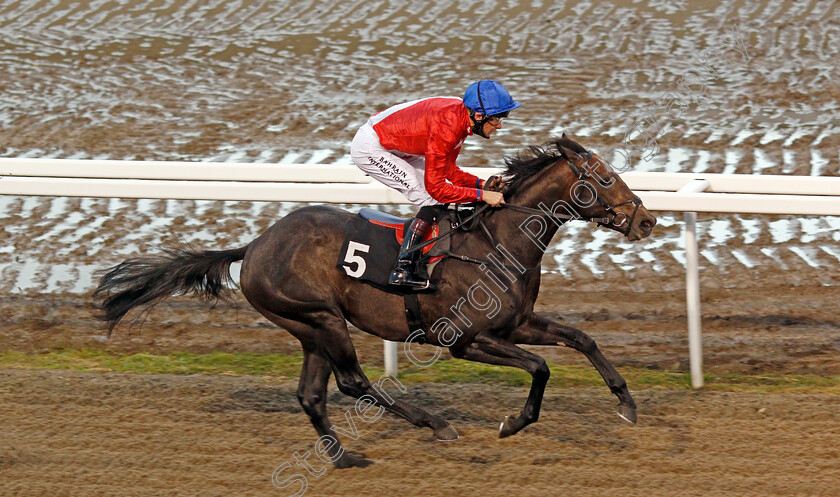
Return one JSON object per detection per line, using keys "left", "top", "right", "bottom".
{"left": 558, "top": 149, "right": 643, "bottom": 236}
{"left": 488, "top": 150, "right": 642, "bottom": 236}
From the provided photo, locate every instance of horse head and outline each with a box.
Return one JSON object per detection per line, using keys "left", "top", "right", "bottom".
{"left": 556, "top": 134, "right": 656, "bottom": 241}
{"left": 503, "top": 134, "right": 656, "bottom": 241}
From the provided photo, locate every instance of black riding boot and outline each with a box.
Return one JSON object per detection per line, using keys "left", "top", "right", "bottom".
{"left": 389, "top": 217, "right": 433, "bottom": 290}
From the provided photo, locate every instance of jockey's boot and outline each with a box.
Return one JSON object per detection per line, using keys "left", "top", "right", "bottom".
{"left": 389, "top": 217, "right": 433, "bottom": 290}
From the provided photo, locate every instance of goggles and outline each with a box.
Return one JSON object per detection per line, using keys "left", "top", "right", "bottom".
{"left": 486, "top": 111, "right": 510, "bottom": 126}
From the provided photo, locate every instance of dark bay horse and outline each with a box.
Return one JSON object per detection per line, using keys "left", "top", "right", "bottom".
{"left": 94, "top": 135, "right": 656, "bottom": 468}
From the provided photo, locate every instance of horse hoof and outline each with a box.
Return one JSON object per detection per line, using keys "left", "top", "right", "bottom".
{"left": 434, "top": 425, "right": 460, "bottom": 442}
{"left": 334, "top": 451, "right": 374, "bottom": 469}
{"left": 617, "top": 404, "right": 637, "bottom": 424}
{"left": 499, "top": 416, "right": 516, "bottom": 439}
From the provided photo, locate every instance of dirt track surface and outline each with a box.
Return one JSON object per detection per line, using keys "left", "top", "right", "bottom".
{"left": 2, "top": 368, "right": 839, "bottom": 497}
{"left": 3, "top": 280, "right": 840, "bottom": 496}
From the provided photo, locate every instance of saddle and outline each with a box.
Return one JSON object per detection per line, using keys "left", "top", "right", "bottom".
{"left": 336, "top": 207, "right": 451, "bottom": 294}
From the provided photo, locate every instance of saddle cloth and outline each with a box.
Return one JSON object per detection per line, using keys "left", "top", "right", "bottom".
{"left": 336, "top": 208, "right": 450, "bottom": 294}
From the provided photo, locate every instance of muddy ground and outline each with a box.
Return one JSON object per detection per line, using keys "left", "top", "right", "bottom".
{"left": 2, "top": 369, "right": 839, "bottom": 497}
{"left": 2, "top": 279, "right": 840, "bottom": 496}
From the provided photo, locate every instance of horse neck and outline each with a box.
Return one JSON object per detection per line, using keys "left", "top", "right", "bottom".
{"left": 480, "top": 163, "right": 572, "bottom": 269}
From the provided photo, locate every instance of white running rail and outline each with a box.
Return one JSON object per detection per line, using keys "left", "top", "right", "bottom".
{"left": 3, "top": 158, "right": 840, "bottom": 384}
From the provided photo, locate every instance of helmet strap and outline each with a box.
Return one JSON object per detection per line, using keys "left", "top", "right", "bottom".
{"left": 472, "top": 80, "right": 492, "bottom": 139}
{"left": 470, "top": 110, "right": 491, "bottom": 139}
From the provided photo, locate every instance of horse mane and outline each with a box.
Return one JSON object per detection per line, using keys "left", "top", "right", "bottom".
{"left": 502, "top": 135, "right": 588, "bottom": 191}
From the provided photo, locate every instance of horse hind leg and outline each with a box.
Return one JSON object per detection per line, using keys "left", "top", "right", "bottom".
{"left": 318, "top": 315, "right": 459, "bottom": 442}
{"left": 297, "top": 349, "right": 372, "bottom": 469}
{"left": 256, "top": 303, "right": 458, "bottom": 449}
{"left": 243, "top": 298, "right": 374, "bottom": 468}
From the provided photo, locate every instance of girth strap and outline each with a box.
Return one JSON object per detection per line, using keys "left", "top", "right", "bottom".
{"left": 403, "top": 293, "right": 426, "bottom": 343}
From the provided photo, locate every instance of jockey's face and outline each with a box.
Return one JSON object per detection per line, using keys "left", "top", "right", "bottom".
{"left": 472, "top": 112, "right": 504, "bottom": 138}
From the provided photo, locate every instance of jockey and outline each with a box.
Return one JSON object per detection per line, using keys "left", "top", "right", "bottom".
{"left": 351, "top": 80, "right": 520, "bottom": 289}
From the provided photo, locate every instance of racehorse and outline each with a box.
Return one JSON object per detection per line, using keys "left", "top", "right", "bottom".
{"left": 94, "top": 134, "right": 656, "bottom": 468}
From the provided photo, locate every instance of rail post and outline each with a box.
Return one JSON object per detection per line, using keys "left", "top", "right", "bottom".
{"left": 384, "top": 340, "right": 398, "bottom": 376}
{"left": 679, "top": 179, "right": 710, "bottom": 388}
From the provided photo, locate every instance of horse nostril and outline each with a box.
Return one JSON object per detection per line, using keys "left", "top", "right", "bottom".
{"left": 640, "top": 219, "right": 654, "bottom": 232}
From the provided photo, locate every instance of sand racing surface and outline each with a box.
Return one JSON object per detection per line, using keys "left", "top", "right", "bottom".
{"left": 2, "top": 0, "right": 840, "bottom": 495}
{"left": 2, "top": 367, "right": 840, "bottom": 497}
{"left": 2, "top": 282, "right": 840, "bottom": 497}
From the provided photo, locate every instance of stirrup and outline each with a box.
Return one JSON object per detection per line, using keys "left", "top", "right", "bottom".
{"left": 389, "top": 263, "right": 431, "bottom": 290}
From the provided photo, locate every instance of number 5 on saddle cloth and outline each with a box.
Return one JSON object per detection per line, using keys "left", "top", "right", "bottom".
{"left": 336, "top": 207, "right": 454, "bottom": 294}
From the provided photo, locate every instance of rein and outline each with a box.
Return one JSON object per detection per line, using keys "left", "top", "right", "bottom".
{"left": 404, "top": 202, "right": 592, "bottom": 274}
{"left": 404, "top": 204, "right": 490, "bottom": 255}
{"left": 499, "top": 203, "right": 611, "bottom": 226}
{"left": 596, "top": 195, "right": 642, "bottom": 236}
{"left": 439, "top": 215, "right": 540, "bottom": 272}
{"left": 406, "top": 151, "right": 642, "bottom": 264}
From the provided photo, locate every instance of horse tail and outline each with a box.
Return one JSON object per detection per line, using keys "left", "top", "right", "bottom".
{"left": 93, "top": 244, "right": 249, "bottom": 334}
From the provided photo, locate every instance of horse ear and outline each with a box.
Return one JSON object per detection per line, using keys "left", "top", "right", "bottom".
{"left": 559, "top": 145, "right": 579, "bottom": 161}
{"left": 561, "top": 132, "right": 568, "bottom": 140}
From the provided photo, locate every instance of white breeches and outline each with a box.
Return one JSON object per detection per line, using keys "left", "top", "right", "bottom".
{"left": 350, "top": 123, "right": 441, "bottom": 207}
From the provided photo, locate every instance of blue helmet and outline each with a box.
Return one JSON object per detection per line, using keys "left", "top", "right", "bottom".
{"left": 463, "top": 80, "right": 520, "bottom": 116}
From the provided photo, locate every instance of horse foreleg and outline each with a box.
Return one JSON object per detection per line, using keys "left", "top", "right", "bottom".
{"left": 509, "top": 312, "right": 637, "bottom": 424}
{"left": 449, "top": 334, "right": 550, "bottom": 438}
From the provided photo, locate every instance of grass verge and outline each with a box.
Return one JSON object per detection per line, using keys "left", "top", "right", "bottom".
{"left": 2, "top": 349, "right": 839, "bottom": 394}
